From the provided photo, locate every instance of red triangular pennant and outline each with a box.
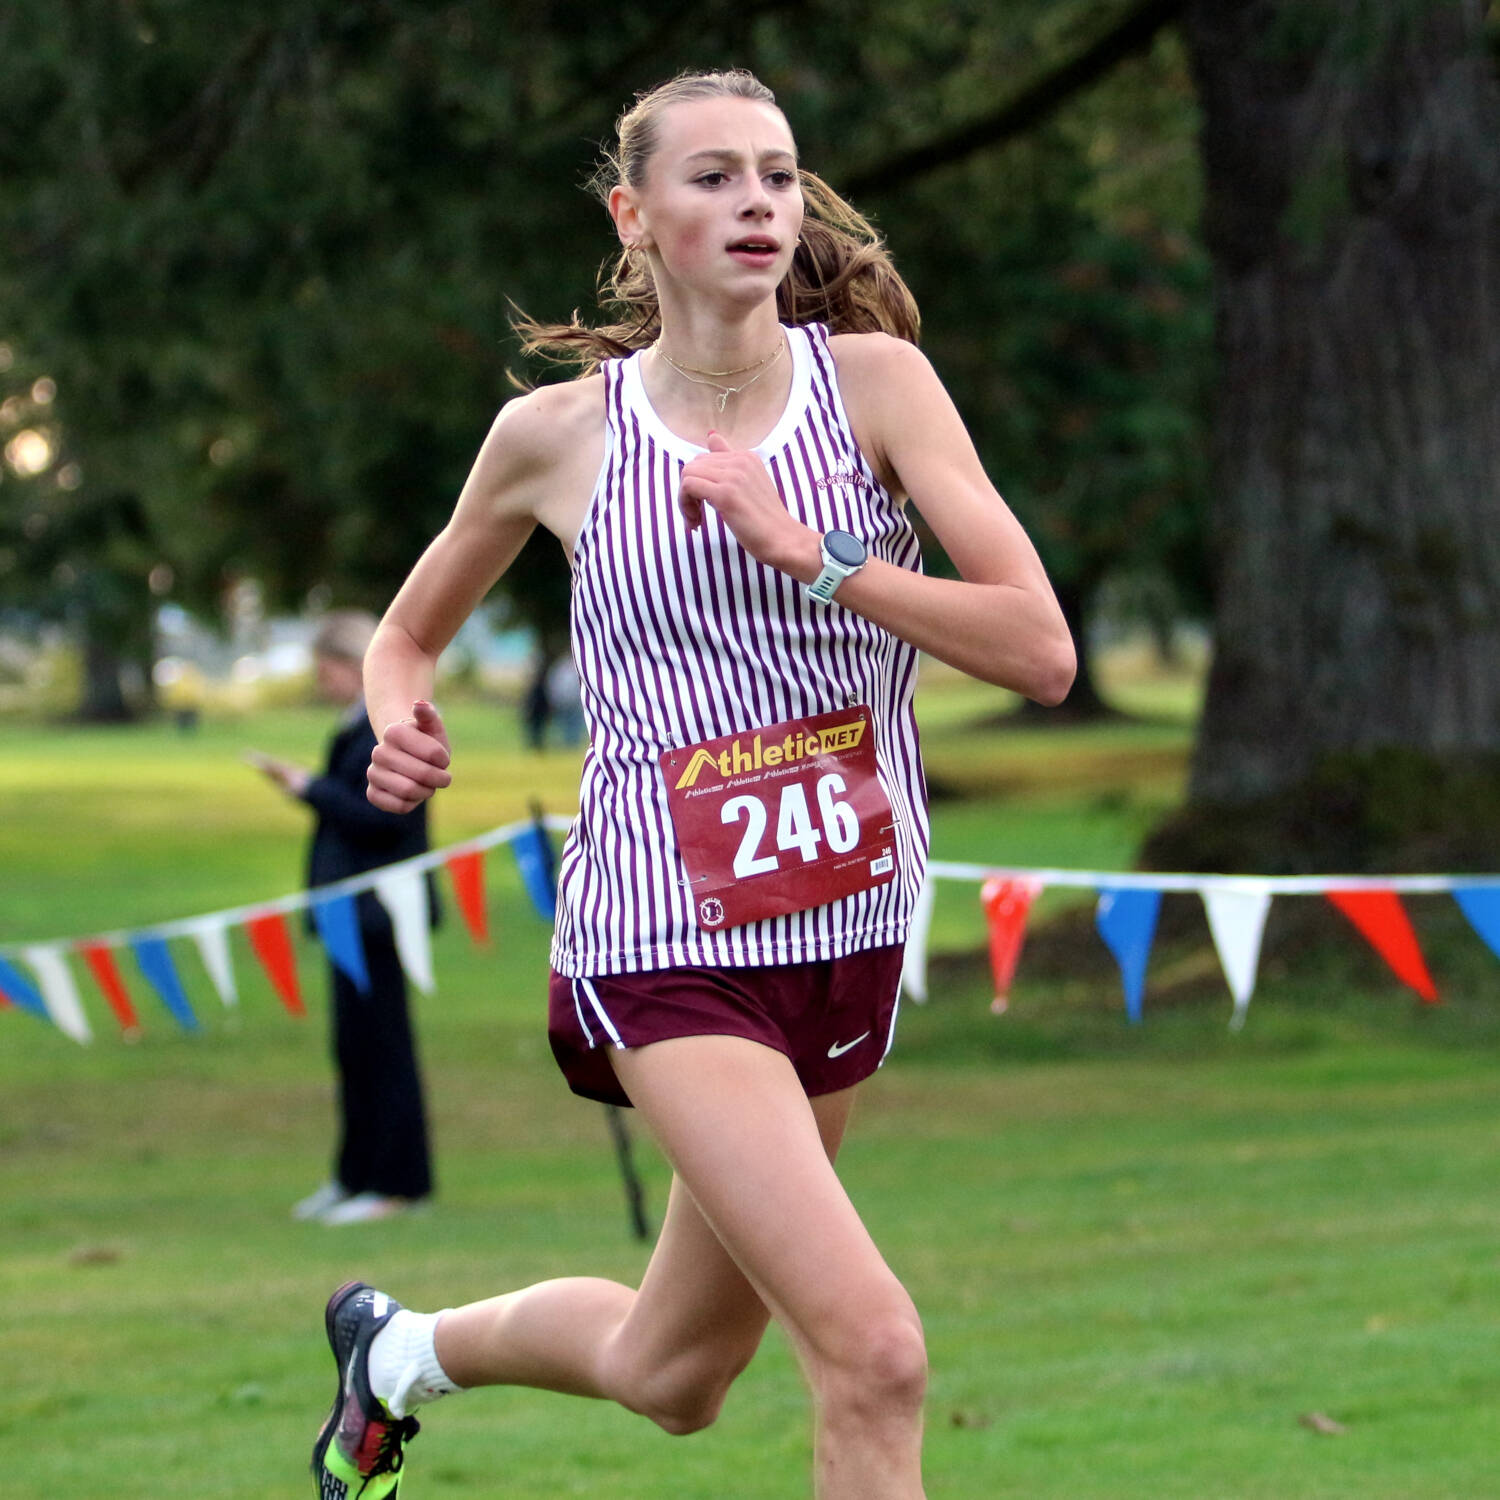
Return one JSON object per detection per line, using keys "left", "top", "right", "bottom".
{"left": 78, "top": 942, "right": 142, "bottom": 1035}
{"left": 981, "top": 877, "right": 1041, "bottom": 1014}
{"left": 1326, "top": 889, "right": 1439, "bottom": 1003}
{"left": 447, "top": 850, "right": 490, "bottom": 945}
{"left": 246, "top": 912, "right": 306, "bottom": 1016}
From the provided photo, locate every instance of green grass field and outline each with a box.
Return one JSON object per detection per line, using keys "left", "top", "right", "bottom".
{"left": 2, "top": 672, "right": 1497, "bottom": 1498}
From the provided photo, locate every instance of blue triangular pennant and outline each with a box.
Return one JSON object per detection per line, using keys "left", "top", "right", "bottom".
{"left": 512, "top": 822, "right": 557, "bottom": 921}
{"left": 0, "top": 954, "right": 52, "bottom": 1022}
{"left": 130, "top": 935, "right": 199, "bottom": 1031}
{"left": 1454, "top": 885, "right": 1500, "bottom": 960}
{"left": 312, "top": 894, "right": 370, "bottom": 994}
{"left": 1095, "top": 887, "right": 1162, "bottom": 1025}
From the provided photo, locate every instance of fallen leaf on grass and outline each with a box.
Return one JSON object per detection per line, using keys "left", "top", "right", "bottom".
{"left": 67, "top": 1245, "right": 123, "bottom": 1267}
{"left": 949, "top": 1409, "right": 992, "bottom": 1430}
{"left": 1299, "top": 1411, "right": 1346, "bottom": 1435}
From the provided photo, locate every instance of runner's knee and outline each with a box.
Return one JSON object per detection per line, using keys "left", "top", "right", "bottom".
{"left": 810, "top": 1304, "right": 928, "bottom": 1426}
{"left": 607, "top": 1334, "right": 760, "bottom": 1436}
{"left": 638, "top": 1363, "right": 741, "bottom": 1436}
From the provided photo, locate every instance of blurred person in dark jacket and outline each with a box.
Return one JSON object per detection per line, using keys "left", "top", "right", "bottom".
{"left": 248, "top": 609, "right": 436, "bottom": 1224}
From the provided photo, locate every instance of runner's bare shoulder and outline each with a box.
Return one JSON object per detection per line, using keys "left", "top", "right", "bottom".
{"left": 823, "top": 331, "right": 931, "bottom": 497}
{"left": 466, "top": 373, "right": 607, "bottom": 527}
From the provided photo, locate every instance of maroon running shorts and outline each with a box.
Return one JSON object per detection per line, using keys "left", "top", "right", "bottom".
{"left": 547, "top": 945, "right": 905, "bottom": 1108}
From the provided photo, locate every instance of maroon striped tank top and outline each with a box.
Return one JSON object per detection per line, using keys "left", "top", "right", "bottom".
{"left": 549, "top": 322, "right": 929, "bottom": 976}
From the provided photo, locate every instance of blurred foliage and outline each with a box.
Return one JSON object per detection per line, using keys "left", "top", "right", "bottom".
{"left": 891, "top": 31, "right": 1209, "bottom": 709}
{"left": 0, "top": 0, "right": 1208, "bottom": 714}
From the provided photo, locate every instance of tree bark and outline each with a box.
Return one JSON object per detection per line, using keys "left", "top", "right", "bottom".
{"left": 80, "top": 632, "right": 136, "bottom": 723}
{"left": 1158, "top": 0, "right": 1500, "bottom": 868}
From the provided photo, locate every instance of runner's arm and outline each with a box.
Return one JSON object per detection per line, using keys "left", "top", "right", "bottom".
{"left": 821, "top": 334, "right": 1074, "bottom": 701}
{"left": 686, "top": 336, "right": 1074, "bottom": 702}
{"left": 363, "top": 385, "right": 587, "bottom": 810}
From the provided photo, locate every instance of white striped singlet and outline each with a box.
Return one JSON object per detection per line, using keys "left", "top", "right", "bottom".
{"left": 549, "top": 322, "right": 929, "bottom": 977}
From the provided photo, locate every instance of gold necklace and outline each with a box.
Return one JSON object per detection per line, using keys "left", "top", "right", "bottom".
{"left": 656, "top": 338, "right": 785, "bottom": 414}
{"left": 656, "top": 344, "right": 778, "bottom": 378}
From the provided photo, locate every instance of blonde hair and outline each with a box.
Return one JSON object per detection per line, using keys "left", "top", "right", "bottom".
{"left": 310, "top": 608, "right": 378, "bottom": 664}
{"left": 513, "top": 69, "right": 920, "bottom": 377}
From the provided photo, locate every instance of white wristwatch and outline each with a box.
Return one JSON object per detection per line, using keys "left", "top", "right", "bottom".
{"left": 807, "top": 530, "right": 868, "bottom": 604}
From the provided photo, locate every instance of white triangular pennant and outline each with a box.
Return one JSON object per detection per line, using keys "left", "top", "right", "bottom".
{"left": 372, "top": 869, "right": 435, "bottom": 995}
{"left": 23, "top": 944, "right": 93, "bottom": 1044}
{"left": 901, "top": 873, "right": 936, "bottom": 1003}
{"left": 1201, "top": 885, "right": 1272, "bottom": 1031}
{"left": 188, "top": 918, "right": 239, "bottom": 1007}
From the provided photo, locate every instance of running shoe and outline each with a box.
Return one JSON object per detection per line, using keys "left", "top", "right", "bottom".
{"left": 311, "top": 1281, "right": 420, "bottom": 1499}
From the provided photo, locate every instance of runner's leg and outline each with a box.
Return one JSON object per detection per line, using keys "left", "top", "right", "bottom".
{"left": 432, "top": 1171, "right": 771, "bottom": 1430}
{"left": 430, "top": 1053, "right": 858, "bottom": 1432}
{"left": 612, "top": 1035, "right": 926, "bottom": 1500}
{"left": 431, "top": 1036, "right": 924, "bottom": 1498}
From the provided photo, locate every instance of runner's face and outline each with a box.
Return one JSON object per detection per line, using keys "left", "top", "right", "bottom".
{"left": 616, "top": 98, "right": 804, "bottom": 305}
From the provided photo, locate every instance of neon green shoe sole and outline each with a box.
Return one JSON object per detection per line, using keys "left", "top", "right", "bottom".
{"left": 311, "top": 1282, "right": 420, "bottom": 1498}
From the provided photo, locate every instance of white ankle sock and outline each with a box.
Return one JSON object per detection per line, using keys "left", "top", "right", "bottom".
{"left": 367, "top": 1309, "right": 461, "bottom": 1418}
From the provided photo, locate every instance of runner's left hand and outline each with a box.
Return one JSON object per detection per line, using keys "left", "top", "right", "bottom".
{"left": 679, "top": 431, "right": 816, "bottom": 578}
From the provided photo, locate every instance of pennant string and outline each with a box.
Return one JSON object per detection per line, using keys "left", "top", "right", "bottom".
{"left": 245, "top": 913, "right": 305, "bottom": 1017}
{"left": 79, "top": 943, "right": 142, "bottom": 1034}
{"left": 131, "top": 936, "right": 199, "bottom": 1032}
{"left": 24, "top": 945, "right": 93, "bottom": 1044}
{"left": 0, "top": 954, "right": 51, "bottom": 1020}
{"left": 1326, "top": 889, "right": 1439, "bottom": 1004}
{"left": 5, "top": 819, "right": 1499, "bottom": 1042}
{"left": 1095, "top": 888, "right": 1162, "bottom": 1025}
{"left": 311, "top": 895, "right": 371, "bottom": 995}
{"left": 980, "top": 877, "right": 1042, "bottom": 1015}
{"left": 372, "top": 870, "right": 435, "bottom": 996}
{"left": 900, "top": 873, "right": 936, "bottom": 1004}
{"left": 447, "top": 850, "right": 490, "bottom": 945}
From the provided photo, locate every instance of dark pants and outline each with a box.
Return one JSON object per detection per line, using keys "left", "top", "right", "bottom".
{"left": 330, "top": 927, "right": 433, "bottom": 1200}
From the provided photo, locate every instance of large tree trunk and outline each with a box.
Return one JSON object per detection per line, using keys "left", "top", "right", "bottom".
{"left": 1151, "top": 0, "right": 1500, "bottom": 871}
{"left": 80, "top": 632, "right": 135, "bottom": 722}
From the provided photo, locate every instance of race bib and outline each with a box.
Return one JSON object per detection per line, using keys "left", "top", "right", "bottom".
{"left": 661, "top": 705, "right": 898, "bottom": 931}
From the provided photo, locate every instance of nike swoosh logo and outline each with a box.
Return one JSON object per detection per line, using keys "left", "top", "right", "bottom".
{"left": 826, "top": 1032, "right": 871, "bottom": 1059}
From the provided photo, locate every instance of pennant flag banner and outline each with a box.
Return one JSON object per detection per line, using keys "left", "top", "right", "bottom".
{"left": 980, "top": 877, "right": 1042, "bottom": 1014}
{"left": 0, "top": 815, "right": 564, "bottom": 1042}
{"left": 189, "top": 919, "right": 239, "bottom": 1008}
{"left": 0, "top": 952, "right": 52, "bottom": 1021}
{"left": 373, "top": 869, "right": 435, "bottom": 996}
{"left": 447, "top": 850, "right": 490, "bottom": 945}
{"left": 311, "top": 894, "right": 370, "bottom": 995}
{"left": 6, "top": 813, "right": 1498, "bottom": 1044}
{"left": 131, "top": 935, "right": 199, "bottom": 1031}
{"left": 900, "top": 874, "right": 936, "bottom": 1003}
{"left": 1326, "top": 889, "right": 1439, "bottom": 1004}
{"left": 1201, "top": 884, "right": 1272, "bottom": 1031}
{"left": 1095, "top": 887, "right": 1162, "bottom": 1024}
{"left": 246, "top": 912, "right": 305, "bottom": 1016}
{"left": 78, "top": 942, "right": 142, "bottom": 1035}
{"left": 512, "top": 822, "right": 558, "bottom": 921}
{"left": 1453, "top": 884, "right": 1500, "bottom": 961}
{"left": 24, "top": 945, "right": 93, "bottom": 1044}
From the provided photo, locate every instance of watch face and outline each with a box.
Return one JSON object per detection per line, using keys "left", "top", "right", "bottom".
{"left": 824, "top": 530, "right": 866, "bottom": 568}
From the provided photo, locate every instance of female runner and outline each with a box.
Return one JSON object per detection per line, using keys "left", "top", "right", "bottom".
{"left": 312, "top": 67, "right": 1073, "bottom": 1500}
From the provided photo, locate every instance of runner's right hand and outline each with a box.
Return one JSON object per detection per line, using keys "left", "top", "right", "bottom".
{"left": 367, "top": 700, "right": 453, "bottom": 812}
